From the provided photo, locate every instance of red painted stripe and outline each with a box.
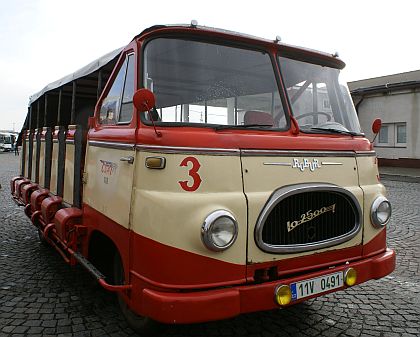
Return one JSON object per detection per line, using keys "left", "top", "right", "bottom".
{"left": 82, "top": 204, "right": 387, "bottom": 290}
{"left": 130, "top": 232, "right": 246, "bottom": 289}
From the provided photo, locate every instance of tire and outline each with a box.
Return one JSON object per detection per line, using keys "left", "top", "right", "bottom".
{"left": 113, "top": 253, "right": 162, "bottom": 335}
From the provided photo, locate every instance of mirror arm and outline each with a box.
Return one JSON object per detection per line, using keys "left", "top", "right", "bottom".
{"left": 144, "top": 104, "right": 162, "bottom": 138}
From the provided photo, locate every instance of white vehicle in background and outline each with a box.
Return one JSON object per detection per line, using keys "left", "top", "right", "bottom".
{"left": 0, "top": 132, "right": 15, "bottom": 152}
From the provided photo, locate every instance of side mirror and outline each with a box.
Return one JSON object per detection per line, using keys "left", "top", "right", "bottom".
{"left": 133, "top": 89, "right": 156, "bottom": 112}
{"left": 133, "top": 88, "right": 162, "bottom": 137}
{"left": 372, "top": 118, "right": 382, "bottom": 134}
{"left": 371, "top": 118, "right": 382, "bottom": 143}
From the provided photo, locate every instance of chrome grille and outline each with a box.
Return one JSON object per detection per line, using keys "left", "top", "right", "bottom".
{"left": 255, "top": 184, "right": 361, "bottom": 253}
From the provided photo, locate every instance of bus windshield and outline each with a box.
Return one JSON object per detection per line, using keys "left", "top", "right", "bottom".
{"left": 278, "top": 56, "right": 362, "bottom": 135}
{"left": 143, "top": 38, "right": 287, "bottom": 129}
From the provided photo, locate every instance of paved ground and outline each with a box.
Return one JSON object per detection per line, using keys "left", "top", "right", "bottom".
{"left": 379, "top": 166, "right": 420, "bottom": 183}
{"left": 0, "top": 152, "right": 419, "bottom": 337}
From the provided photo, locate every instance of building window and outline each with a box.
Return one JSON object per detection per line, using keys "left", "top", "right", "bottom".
{"left": 375, "top": 122, "right": 407, "bottom": 148}
{"left": 323, "top": 99, "right": 330, "bottom": 109}
{"left": 396, "top": 123, "right": 406, "bottom": 144}
{"left": 378, "top": 125, "right": 389, "bottom": 144}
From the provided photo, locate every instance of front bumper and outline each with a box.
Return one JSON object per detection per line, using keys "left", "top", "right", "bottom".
{"left": 139, "top": 248, "right": 395, "bottom": 324}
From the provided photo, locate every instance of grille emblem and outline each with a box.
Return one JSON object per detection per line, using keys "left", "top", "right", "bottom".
{"left": 263, "top": 159, "right": 343, "bottom": 172}
{"left": 287, "top": 204, "right": 336, "bottom": 232}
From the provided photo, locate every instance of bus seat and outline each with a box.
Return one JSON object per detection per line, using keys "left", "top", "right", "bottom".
{"left": 244, "top": 111, "right": 274, "bottom": 126}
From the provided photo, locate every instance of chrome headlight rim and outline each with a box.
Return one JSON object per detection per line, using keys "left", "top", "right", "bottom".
{"left": 201, "top": 210, "right": 238, "bottom": 252}
{"left": 370, "top": 196, "right": 391, "bottom": 228}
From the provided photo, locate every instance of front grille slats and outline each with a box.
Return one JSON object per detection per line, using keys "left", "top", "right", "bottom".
{"left": 255, "top": 184, "right": 361, "bottom": 254}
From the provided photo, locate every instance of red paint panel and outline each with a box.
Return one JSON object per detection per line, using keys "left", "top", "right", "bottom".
{"left": 142, "top": 288, "right": 240, "bottom": 324}
{"left": 362, "top": 229, "right": 387, "bottom": 257}
{"left": 246, "top": 245, "right": 363, "bottom": 281}
{"left": 246, "top": 232, "right": 387, "bottom": 281}
{"left": 87, "top": 127, "right": 137, "bottom": 143}
{"left": 135, "top": 127, "right": 371, "bottom": 151}
{"left": 82, "top": 204, "right": 131, "bottom": 277}
{"left": 130, "top": 233, "right": 246, "bottom": 289}
{"left": 139, "top": 248, "right": 395, "bottom": 323}
{"left": 138, "top": 26, "right": 345, "bottom": 69}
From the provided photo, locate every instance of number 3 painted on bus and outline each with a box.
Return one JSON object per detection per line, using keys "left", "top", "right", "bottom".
{"left": 179, "top": 157, "right": 202, "bottom": 192}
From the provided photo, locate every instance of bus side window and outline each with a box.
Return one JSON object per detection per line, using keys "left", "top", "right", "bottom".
{"left": 99, "top": 54, "right": 134, "bottom": 125}
{"left": 118, "top": 54, "right": 134, "bottom": 123}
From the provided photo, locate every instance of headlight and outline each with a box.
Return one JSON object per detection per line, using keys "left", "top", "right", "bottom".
{"left": 371, "top": 196, "right": 391, "bottom": 227}
{"left": 201, "top": 210, "right": 238, "bottom": 251}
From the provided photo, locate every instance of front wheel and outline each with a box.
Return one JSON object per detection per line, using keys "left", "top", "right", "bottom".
{"left": 113, "top": 253, "right": 162, "bottom": 335}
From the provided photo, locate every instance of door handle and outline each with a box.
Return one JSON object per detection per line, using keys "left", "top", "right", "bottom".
{"left": 120, "top": 156, "right": 134, "bottom": 164}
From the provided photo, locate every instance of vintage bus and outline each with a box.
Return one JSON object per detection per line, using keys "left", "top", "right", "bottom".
{"left": 11, "top": 23, "right": 395, "bottom": 333}
{"left": 0, "top": 132, "right": 15, "bottom": 152}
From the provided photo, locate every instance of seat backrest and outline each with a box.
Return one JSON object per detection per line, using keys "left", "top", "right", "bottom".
{"left": 243, "top": 110, "right": 274, "bottom": 126}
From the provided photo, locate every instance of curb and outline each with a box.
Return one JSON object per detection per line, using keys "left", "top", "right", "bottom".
{"left": 380, "top": 173, "right": 420, "bottom": 183}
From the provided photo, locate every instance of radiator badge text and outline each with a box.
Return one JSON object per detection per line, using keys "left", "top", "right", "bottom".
{"left": 292, "top": 158, "right": 320, "bottom": 172}
{"left": 287, "top": 204, "right": 336, "bottom": 232}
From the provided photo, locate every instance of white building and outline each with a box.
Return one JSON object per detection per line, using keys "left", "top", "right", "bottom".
{"left": 349, "top": 70, "right": 420, "bottom": 168}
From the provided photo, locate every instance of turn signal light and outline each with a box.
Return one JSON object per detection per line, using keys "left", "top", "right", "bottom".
{"left": 344, "top": 268, "right": 357, "bottom": 286}
{"left": 274, "top": 285, "right": 292, "bottom": 306}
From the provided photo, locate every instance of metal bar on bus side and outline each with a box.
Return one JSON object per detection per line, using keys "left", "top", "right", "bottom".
{"left": 57, "top": 89, "right": 62, "bottom": 125}
{"left": 56, "top": 126, "right": 66, "bottom": 197}
{"left": 71, "top": 251, "right": 132, "bottom": 292}
{"left": 71, "top": 81, "right": 76, "bottom": 124}
{"left": 44, "top": 127, "right": 53, "bottom": 189}
{"left": 27, "top": 130, "right": 33, "bottom": 180}
{"left": 35, "top": 129, "right": 41, "bottom": 183}
{"left": 44, "top": 94, "right": 48, "bottom": 126}
{"left": 73, "top": 125, "right": 86, "bottom": 208}
{"left": 37, "top": 100, "right": 41, "bottom": 129}
{"left": 97, "top": 69, "right": 102, "bottom": 100}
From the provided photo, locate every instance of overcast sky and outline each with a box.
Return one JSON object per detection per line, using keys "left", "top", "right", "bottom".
{"left": 1, "top": 0, "right": 420, "bottom": 131}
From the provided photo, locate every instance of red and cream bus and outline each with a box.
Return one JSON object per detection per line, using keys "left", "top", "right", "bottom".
{"left": 11, "top": 23, "right": 395, "bottom": 332}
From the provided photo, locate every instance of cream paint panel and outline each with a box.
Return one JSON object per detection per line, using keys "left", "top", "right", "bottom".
{"left": 49, "top": 142, "right": 58, "bottom": 195}
{"left": 242, "top": 156, "right": 363, "bottom": 263}
{"left": 356, "top": 156, "right": 387, "bottom": 244}
{"left": 31, "top": 141, "right": 37, "bottom": 181}
{"left": 24, "top": 140, "right": 30, "bottom": 178}
{"left": 84, "top": 144, "right": 135, "bottom": 228}
{"left": 38, "top": 141, "right": 46, "bottom": 187}
{"left": 131, "top": 151, "right": 247, "bottom": 265}
{"left": 63, "top": 144, "right": 75, "bottom": 204}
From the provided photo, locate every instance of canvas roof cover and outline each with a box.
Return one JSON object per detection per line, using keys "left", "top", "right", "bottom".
{"left": 29, "top": 47, "right": 123, "bottom": 105}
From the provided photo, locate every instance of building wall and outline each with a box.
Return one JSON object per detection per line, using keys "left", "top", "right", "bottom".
{"left": 356, "top": 89, "right": 420, "bottom": 161}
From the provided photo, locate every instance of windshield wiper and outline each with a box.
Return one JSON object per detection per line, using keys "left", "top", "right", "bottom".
{"left": 215, "top": 124, "right": 273, "bottom": 131}
{"left": 309, "top": 127, "right": 363, "bottom": 137}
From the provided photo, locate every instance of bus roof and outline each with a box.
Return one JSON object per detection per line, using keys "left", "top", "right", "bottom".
{"left": 29, "top": 47, "right": 123, "bottom": 105}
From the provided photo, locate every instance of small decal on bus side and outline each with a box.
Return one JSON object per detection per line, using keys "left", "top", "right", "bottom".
{"left": 100, "top": 160, "right": 118, "bottom": 176}
{"left": 179, "top": 157, "right": 202, "bottom": 192}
